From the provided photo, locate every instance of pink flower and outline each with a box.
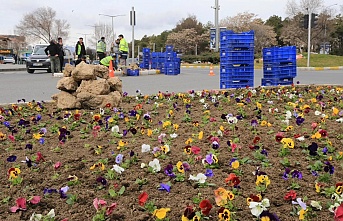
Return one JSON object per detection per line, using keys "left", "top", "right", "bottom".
{"left": 10, "top": 197, "right": 27, "bottom": 213}
{"left": 30, "top": 196, "right": 41, "bottom": 204}
{"left": 54, "top": 161, "right": 62, "bottom": 170}
{"left": 191, "top": 146, "right": 201, "bottom": 155}
{"left": 8, "top": 135, "right": 15, "bottom": 142}
{"left": 106, "top": 203, "right": 117, "bottom": 216}
{"left": 231, "top": 143, "right": 238, "bottom": 152}
{"left": 335, "top": 203, "right": 343, "bottom": 221}
{"left": 311, "top": 122, "right": 318, "bottom": 130}
{"left": 210, "top": 136, "right": 220, "bottom": 143}
{"left": 93, "top": 198, "right": 107, "bottom": 211}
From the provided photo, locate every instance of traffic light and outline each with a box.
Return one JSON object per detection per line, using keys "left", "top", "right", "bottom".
{"left": 303, "top": 14, "right": 309, "bottom": 29}
{"left": 311, "top": 13, "right": 319, "bottom": 28}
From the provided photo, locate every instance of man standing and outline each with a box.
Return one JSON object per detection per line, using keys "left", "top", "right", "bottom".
{"left": 97, "top": 37, "right": 106, "bottom": 61}
{"left": 57, "top": 37, "right": 65, "bottom": 72}
{"left": 118, "top": 34, "right": 129, "bottom": 66}
{"left": 44, "top": 40, "right": 60, "bottom": 75}
{"left": 75, "top": 37, "right": 86, "bottom": 60}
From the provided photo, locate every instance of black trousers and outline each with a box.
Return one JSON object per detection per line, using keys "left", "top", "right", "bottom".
{"left": 59, "top": 56, "right": 64, "bottom": 72}
{"left": 97, "top": 52, "right": 105, "bottom": 61}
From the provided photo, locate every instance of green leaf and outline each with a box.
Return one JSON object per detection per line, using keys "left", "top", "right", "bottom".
{"left": 118, "top": 186, "right": 125, "bottom": 195}
{"left": 109, "top": 189, "right": 117, "bottom": 197}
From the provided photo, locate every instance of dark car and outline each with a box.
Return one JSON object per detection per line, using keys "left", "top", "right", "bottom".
{"left": 26, "top": 47, "right": 74, "bottom": 73}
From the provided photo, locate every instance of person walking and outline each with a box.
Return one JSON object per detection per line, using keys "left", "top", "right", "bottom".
{"left": 118, "top": 34, "right": 129, "bottom": 66}
{"left": 100, "top": 54, "right": 118, "bottom": 70}
{"left": 44, "top": 40, "right": 61, "bottom": 75}
{"left": 57, "top": 37, "right": 65, "bottom": 72}
{"left": 75, "top": 37, "right": 86, "bottom": 60}
{"left": 96, "top": 37, "right": 106, "bottom": 61}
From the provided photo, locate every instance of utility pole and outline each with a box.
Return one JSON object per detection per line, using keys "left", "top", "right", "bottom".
{"left": 87, "top": 25, "right": 101, "bottom": 59}
{"left": 307, "top": 10, "right": 312, "bottom": 67}
{"left": 98, "top": 14, "right": 125, "bottom": 43}
{"left": 214, "top": 0, "right": 220, "bottom": 52}
{"left": 130, "top": 7, "right": 136, "bottom": 62}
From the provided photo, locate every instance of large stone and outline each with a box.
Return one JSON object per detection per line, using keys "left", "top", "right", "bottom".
{"left": 71, "top": 62, "right": 96, "bottom": 82}
{"left": 51, "top": 91, "right": 81, "bottom": 109}
{"left": 76, "top": 91, "right": 122, "bottom": 109}
{"left": 106, "top": 77, "right": 123, "bottom": 94}
{"left": 56, "top": 77, "right": 78, "bottom": 92}
{"left": 94, "top": 65, "right": 109, "bottom": 79}
{"left": 101, "top": 91, "right": 122, "bottom": 107}
{"left": 63, "top": 64, "right": 75, "bottom": 77}
{"left": 76, "top": 79, "right": 110, "bottom": 95}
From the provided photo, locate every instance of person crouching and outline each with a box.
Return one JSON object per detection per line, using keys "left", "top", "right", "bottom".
{"left": 100, "top": 54, "right": 118, "bottom": 70}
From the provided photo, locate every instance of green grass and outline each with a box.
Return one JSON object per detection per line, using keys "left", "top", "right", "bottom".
{"left": 297, "top": 53, "right": 343, "bottom": 67}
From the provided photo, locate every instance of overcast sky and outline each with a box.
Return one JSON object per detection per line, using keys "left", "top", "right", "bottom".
{"left": 0, "top": 0, "right": 341, "bottom": 47}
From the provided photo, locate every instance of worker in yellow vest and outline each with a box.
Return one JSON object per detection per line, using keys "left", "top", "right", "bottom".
{"left": 96, "top": 37, "right": 106, "bottom": 60}
{"left": 75, "top": 37, "right": 86, "bottom": 59}
{"left": 118, "top": 34, "right": 129, "bottom": 66}
{"left": 100, "top": 54, "right": 118, "bottom": 70}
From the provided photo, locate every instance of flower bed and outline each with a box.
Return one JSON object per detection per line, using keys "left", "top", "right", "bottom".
{"left": 0, "top": 85, "right": 343, "bottom": 221}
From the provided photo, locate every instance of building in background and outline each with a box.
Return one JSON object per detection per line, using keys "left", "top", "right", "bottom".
{"left": 0, "top": 35, "right": 30, "bottom": 63}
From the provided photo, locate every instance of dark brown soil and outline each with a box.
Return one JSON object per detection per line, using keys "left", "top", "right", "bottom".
{"left": 0, "top": 85, "right": 343, "bottom": 221}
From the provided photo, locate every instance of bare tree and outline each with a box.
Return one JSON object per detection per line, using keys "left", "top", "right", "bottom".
{"left": 286, "top": 0, "right": 324, "bottom": 16}
{"left": 219, "top": 12, "right": 277, "bottom": 53}
{"left": 15, "top": 7, "right": 70, "bottom": 43}
{"left": 166, "top": 28, "right": 200, "bottom": 54}
{"left": 89, "top": 23, "right": 115, "bottom": 52}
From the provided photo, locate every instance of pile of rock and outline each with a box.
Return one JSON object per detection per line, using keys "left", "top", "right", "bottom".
{"left": 52, "top": 62, "right": 122, "bottom": 109}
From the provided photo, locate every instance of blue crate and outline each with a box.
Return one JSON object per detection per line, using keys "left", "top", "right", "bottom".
{"left": 143, "top": 52, "right": 151, "bottom": 58}
{"left": 220, "top": 75, "right": 254, "bottom": 82}
{"left": 220, "top": 79, "right": 254, "bottom": 89}
{"left": 166, "top": 45, "right": 174, "bottom": 52}
{"left": 263, "top": 64, "right": 297, "bottom": 78}
{"left": 165, "top": 68, "right": 180, "bottom": 75}
{"left": 220, "top": 66, "right": 254, "bottom": 78}
{"left": 263, "top": 46, "right": 296, "bottom": 64}
{"left": 164, "top": 62, "right": 176, "bottom": 68}
{"left": 139, "top": 63, "right": 149, "bottom": 69}
{"left": 261, "top": 77, "right": 294, "bottom": 86}
{"left": 151, "top": 52, "right": 159, "bottom": 58}
{"left": 142, "top": 58, "right": 150, "bottom": 63}
{"left": 127, "top": 69, "right": 140, "bottom": 76}
{"left": 142, "top": 48, "right": 151, "bottom": 53}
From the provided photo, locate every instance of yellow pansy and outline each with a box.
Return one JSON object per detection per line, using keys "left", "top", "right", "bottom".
{"left": 219, "top": 126, "right": 224, "bottom": 131}
{"left": 231, "top": 160, "right": 240, "bottom": 169}
{"left": 161, "top": 145, "right": 170, "bottom": 154}
{"left": 185, "top": 138, "right": 193, "bottom": 145}
{"left": 163, "top": 121, "right": 171, "bottom": 128}
{"left": 310, "top": 98, "right": 317, "bottom": 103}
{"left": 8, "top": 168, "right": 21, "bottom": 180}
{"left": 260, "top": 121, "right": 268, "bottom": 126}
{"left": 237, "top": 103, "right": 244, "bottom": 107}
{"left": 169, "top": 110, "right": 174, "bottom": 116}
{"left": 315, "top": 182, "right": 321, "bottom": 193}
{"left": 267, "top": 122, "right": 272, "bottom": 127}
{"left": 261, "top": 216, "right": 271, "bottom": 221}
{"left": 203, "top": 110, "right": 210, "bottom": 115}
{"left": 333, "top": 107, "right": 339, "bottom": 115}
{"left": 285, "top": 126, "right": 294, "bottom": 131}
{"left": 90, "top": 162, "right": 105, "bottom": 171}
{"left": 173, "top": 124, "right": 179, "bottom": 131}
{"left": 218, "top": 208, "right": 230, "bottom": 221}
{"left": 0, "top": 132, "right": 7, "bottom": 140}
{"left": 281, "top": 138, "right": 295, "bottom": 148}
{"left": 33, "top": 133, "right": 42, "bottom": 140}
{"left": 136, "top": 114, "right": 140, "bottom": 120}
{"left": 153, "top": 208, "right": 170, "bottom": 219}
{"left": 124, "top": 117, "right": 130, "bottom": 122}
{"left": 176, "top": 161, "right": 184, "bottom": 173}
{"left": 256, "top": 102, "right": 262, "bottom": 109}
{"left": 256, "top": 175, "right": 271, "bottom": 187}
{"left": 147, "top": 129, "right": 152, "bottom": 137}
{"left": 311, "top": 132, "right": 321, "bottom": 139}
{"left": 198, "top": 131, "right": 203, "bottom": 140}
{"left": 299, "top": 209, "right": 307, "bottom": 220}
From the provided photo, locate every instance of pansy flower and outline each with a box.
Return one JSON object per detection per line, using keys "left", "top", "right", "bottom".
{"left": 90, "top": 162, "right": 105, "bottom": 171}
{"left": 153, "top": 208, "right": 170, "bottom": 219}
{"left": 212, "top": 141, "right": 220, "bottom": 149}
{"left": 247, "top": 194, "right": 262, "bottom": 206}
{"left": 158, "top": 183, "right": 171, "bottom": 192}
{"left": 115, "top": 154, "right": 124, "bottom": 164}
{"left": 253, "top": 136, "right": 261, "bottom": 144}
{"left": 230, "top": 159, "right": 240, "bottom": 169}
{"left": 164, "top": 164, "right": 176, "bottom": 178}
{"left": 0, "top": 131, "right": 7, "bottom": 140}
{"left": 8, "top": 167, "right": 21, "bottom": 180}
{"left": 204, "top": 169, "right": 214, "bottom": 178}
{"left": 291, "top": 170, "right": 303, "bottom": 179}
{"left": 138, "top": 192, "right": 148, "bottom": 206}
{"left": 308, "top": 142, "right": 318, "bottom": 156}
{"left": 161, "top": 144, "right": 170, "bottom": 154}
{"left": 182, "top": 206, "right": 196, "bottom": 221}
{"left": 214, "top": 187, "right": 234, "bottom": 206}
{"left": 281, "top": 138, "right": 294, "bottom": 148}
{"left": 10, "top": 197, "right": 27, "bottom": 213}
{"left": 284, "top": 190, "right": 297, "bottom": 201}
{"left": 225, "top": 173, "right": 241, "bottom": 187}
{"left": 275, "top": 132, "right": 284, "bottom": 142}
{"left": 59, "top": 186, "right": 69, "bottom": 198}
{"left": 256, "top": 175, "right": 271, "bottom": 187}
{"left": 324, "top": 161, "right": 335, "bottom": 174}
{"left": 199, "top": 199, "right": 212, "bottom": 216}
{"left": 259, "top": 211, "right": 280, "bottom": 221}
{"left": 7, "top": 155, "right": 17, "bottom": 162}
{"left": 96, "top": 177, "right": 107, "bottom": 186}
{"left": 218, "top": 207, "right": 231, "bottom": 221}
{"left": 336, "top": 183, "right": 343, "bottom": 195}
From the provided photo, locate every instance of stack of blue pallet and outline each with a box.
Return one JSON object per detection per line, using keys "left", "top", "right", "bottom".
{"left": 151, "top": 52, "right": 163, "bottom": 70}
{"left": 162, "top": 45, "right": 180, "bottom": 75}
{"left": 262, "top": 46, "right": 297, "bottom": 86}
{"left": 139, "top": 48, "right": 151, "bottom": 69}
{"left": 220, "top": 30, "right": 255, "bottom": 89}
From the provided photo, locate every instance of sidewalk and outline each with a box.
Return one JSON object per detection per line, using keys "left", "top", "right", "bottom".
{"left": 0, "top": 64, "right": 26, "bottom": 72}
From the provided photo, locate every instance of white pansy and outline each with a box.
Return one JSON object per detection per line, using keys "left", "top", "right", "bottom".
{"left": 261, "top": 198, "right": 270, "bottom": 208}
{"left": 99, "top": 108, "right": 104, "bottom": 115}
{"left": 314, "top": 110, "right": 322, "bottom": 115}
{"left": 267, "top": 100, "right": 274, "bottom": 104}
{"left": 285, "top": 110, "right": 292, "bottom": 119}
{"left": 30, "top": 213, "right": 43, "bottom": 221}
{"left": 148, "top": 158, "right": 161, "bottom": 172}
{"left": 140, "top": 163, "right": 146, "bottom": 168}
{"left": 336, "top": 118, "right": 343, "bottom": 123}
{"left": 112, "top": 165, "right": 125, "bottom": 174}
{"left": 281, "top": 119, "right": 290, "bottom": 125}
{"left": 203, "top": 103, "right": 209, "bottom": 109}
{"left": 111, "top": 125, "right": 120, "bottom": 133}
{"left": 321, "top": 114, "right": 327, "bottom": 118}
{"left": 141, "top": 144, "right": 151, "bottom": 153}
{"left": 217, "top": 130, "right": 223, "bottom": 137}
{"left": 189, "top": 173, "right": 207, "bottom": 184}
{"left": 310, "top": 201, "right": 322, "bottom": 210}
{"left": 211, "top": 97, "right": 216, "bottom": 103}
{"left": 170, "top": 133, "right": 178, "bottom": 138}
{"left": 199, "top": 98, "right": 205, "bottom": 103}
{"left": 250, "top": 89, "right": 257, "bottom": 94}
{"left": 227, "top": 116, "right": 238, "bottom": 124}
{"left": 249, "top": 202, "right": 264, "bottom": 217}
{"left": 329, "top": 203, "right": 340, "bottom": 213}
{"left": 296, "top": 136, "right": 305, "bottom": 141}
{"left": 46, "top": 209, "right": 55, "bottom": 218}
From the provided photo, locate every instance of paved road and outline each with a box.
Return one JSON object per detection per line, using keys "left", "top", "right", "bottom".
{"left": 0, "top": 68, "right": 342, "bottom": 104}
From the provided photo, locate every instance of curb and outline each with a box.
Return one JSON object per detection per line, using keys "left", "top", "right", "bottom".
{"left": 181, "top": 66, "right": 343, "bottom": 71}
{"left": 0, "top": 68, "right": 26, "bottom": 72}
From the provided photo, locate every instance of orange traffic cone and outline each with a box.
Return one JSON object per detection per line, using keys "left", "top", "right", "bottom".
{"left": 209, "top": 64, "right": 215, "bottom": 76}
{"left": 109, "top": 61, "right": 115, "bottom": 78}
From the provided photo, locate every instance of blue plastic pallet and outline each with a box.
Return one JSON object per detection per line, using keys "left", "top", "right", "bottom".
{"left": 261, "top": 78, "right": 294, "bottom": 86}
{"left": 220, "top": 79, "right": 254, "bottom": 89}
{"left": 166, "top": 45, "right": 174, "bottom": 52}
{"left": 263, "top": 64, "right": 297, "bottom": 78}
{"left": 127, "top": 69, "right": 140, "bottom": 76}
{"left": 142, "top": 48, "right": 151, "bottom": 53}
{"left": 164, "top": 68, "right": 180, "bottom": 75}
{"left": 263, "top": 46, "right": 296, "bottom": 64}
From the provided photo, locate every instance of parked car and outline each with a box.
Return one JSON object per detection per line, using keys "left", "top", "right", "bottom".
{"left": 3, "top": 56, "right": 15, "bottom": 64}
{"left": 26, "top": 47, "right": 75, "bottom": 73}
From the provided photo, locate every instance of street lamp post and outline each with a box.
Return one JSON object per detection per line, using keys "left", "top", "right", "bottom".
{"left": 98, "top": 14, "right": 125, "bottom": 43}
{"left": 87, "top": 25, "right": 101, "bottom": 59}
